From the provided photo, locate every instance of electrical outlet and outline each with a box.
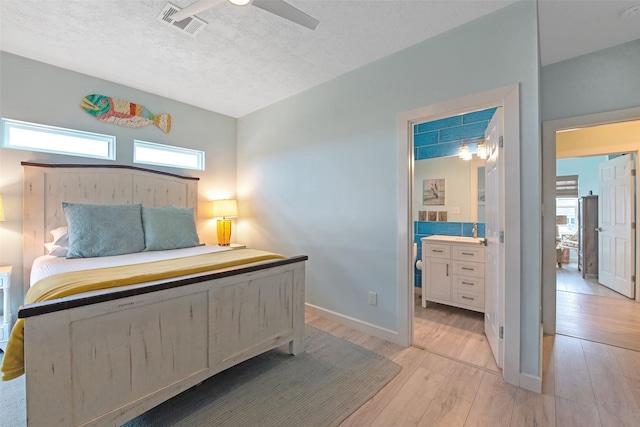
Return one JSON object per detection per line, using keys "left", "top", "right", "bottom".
{"left": 452, "top": 207, "right": 460, "bottom": 214}
{"left": 368, "top": 291, "right": 377, "bottom": 306}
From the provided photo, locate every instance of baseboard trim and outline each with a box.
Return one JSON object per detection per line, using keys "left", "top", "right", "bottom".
{"left": 305, "top": 303, "right": 402, "bottom": 346}
{"left": 519, "top": 372, "right": 542, "bottom": 393}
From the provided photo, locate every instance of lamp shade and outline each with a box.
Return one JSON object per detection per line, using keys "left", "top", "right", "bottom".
{"left": 212, "top": 199, "right": 238, "bottom": 218}
{"left": 0, "top": 194, "right": 5, "bottom": 222}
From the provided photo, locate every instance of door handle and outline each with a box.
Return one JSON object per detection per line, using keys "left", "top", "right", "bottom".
{"left": 446, "top": 264, "right": 449, "bottom": 276}
{"left": 595, "top": 227, "right": 603, "bottom": 232}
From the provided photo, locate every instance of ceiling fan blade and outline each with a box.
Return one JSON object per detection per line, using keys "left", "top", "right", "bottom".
{"left": 170, "top": 0, "right": 223, "bottom": 22}
{"left": 252, "top": 0, "right": 319, "bottom": 30}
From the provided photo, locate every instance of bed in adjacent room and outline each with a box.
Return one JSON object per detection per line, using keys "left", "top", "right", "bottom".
{"left": 2, "top": 162, "right": 307, "bottom": 426}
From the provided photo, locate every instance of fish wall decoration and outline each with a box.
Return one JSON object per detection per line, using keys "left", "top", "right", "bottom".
{"left": 80, "top": 94, "right": 171, "bottom": 133}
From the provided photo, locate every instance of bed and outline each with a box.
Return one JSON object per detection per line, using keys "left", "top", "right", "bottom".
{"left": 6, "top": 162, "right": 307, "bottom": 426}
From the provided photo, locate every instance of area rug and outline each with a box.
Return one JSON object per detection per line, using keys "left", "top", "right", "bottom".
{"left": 0, "top": 326, "right": 400, "bottom": 427}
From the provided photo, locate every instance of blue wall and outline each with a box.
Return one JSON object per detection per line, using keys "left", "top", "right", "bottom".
{"left": 238, "top": 1, "right": 541, "bottom": 378}
{"left": 414, "top": 107, "right": 497, "bottom": 160}
{"left": 556, "top": 155, "right": 607, "bottom": 197}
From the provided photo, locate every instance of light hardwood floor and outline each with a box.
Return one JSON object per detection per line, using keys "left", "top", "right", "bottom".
{"left": 556, "top": 261, "right": 640, "bottom": 352}
{"left": 306, "top": 310, "right": 640, "bottom": 426}
{"left": 556, "top": 261, "right": 627, "bottom": 300}
{"left": 413, "top": 295, "right": 499, "bottom": 374}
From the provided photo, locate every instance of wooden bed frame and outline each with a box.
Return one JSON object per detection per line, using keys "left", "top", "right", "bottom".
{"left": 20, "top": 162, "right": 307, "bottom": 426}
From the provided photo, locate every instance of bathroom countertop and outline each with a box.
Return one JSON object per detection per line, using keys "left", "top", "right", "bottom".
{"left": 421, "top": 235, "right": 486, "bottom": 245}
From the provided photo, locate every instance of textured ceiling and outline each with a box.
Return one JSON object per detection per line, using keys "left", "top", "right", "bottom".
{"left": 1, "top": 1, "right": 639, "bottom": 118}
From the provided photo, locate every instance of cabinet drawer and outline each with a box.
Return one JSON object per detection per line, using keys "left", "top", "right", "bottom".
{"left": 452, "top": 260, "right": 484, "bottom": 278}
{"left": 453, "top": 275, "right": 485, "bottom": 293}
{"left": 453, "top": 289, "right": 484, "bottom": 309}
{"left": 424, "top": 243, "right": 450, "bottom": 260}
{"left": 452, "top": 246, "right": 484, "bottom": 262}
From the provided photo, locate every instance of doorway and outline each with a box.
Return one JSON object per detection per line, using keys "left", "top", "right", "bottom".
{"left": 542, "top": 108, "right": 640, "bottom": 350}
{"left": 411, "top": 108, "right": 499, "bottom": 373}
{"left": 554, "top": 148, "right": 640, "bottom": 351}
{"left": 397, "top": 84, "right": 526, "bottom": 389}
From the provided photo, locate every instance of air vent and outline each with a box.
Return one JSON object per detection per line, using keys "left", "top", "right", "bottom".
{"left": 157, "top": 3, "right": 208, "bottom": 38}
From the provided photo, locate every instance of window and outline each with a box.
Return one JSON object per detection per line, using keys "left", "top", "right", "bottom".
{"left": 556, "top": 175, "right": 578, "bottom": 198}
{"left": 556, "top": 175, "right": 579, "bottom": 236}
{"left": 557, "top": 198, "right": 578, "bottom": 235}
{"left": 1, "top": 118, "right": 115, "bottom": 160}
{"left": 133, "top": 140, "right": 204, "bottom": 171}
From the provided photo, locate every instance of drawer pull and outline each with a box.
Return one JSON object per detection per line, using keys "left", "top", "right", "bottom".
{"left": 461, "top": 296, "right": 474, "bottom": 301}
{"left": 432, "top": 249, "right": 444, "bottom": 253}
{"left": 462, "top": 267, "right": 474, "bottom": 271}
{"left": 461, "top": 252, "right": 474, "bottom": 256}
{"left": 461, "top": 281, "right": 474, "bottom": 286}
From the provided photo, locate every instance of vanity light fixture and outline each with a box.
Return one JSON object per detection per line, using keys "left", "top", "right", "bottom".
{"left": 212, "top": 199, "right": 238, "bottom": 246}
{"left": 0, "top": 194, "right": 5, "bottom": 221}
{"left": 477, "top": 139, "right": 487, "bottom": 160}
{"left": 458, "top": 143, "right": 472, "bottom": 161}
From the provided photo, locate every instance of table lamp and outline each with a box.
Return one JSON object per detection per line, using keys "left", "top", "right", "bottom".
{"left": 212, "top": 199, "right": 237, "bottom": 246}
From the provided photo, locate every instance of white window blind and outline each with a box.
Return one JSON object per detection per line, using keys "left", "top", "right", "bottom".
{"left": 556, "top": 175, "right": 578, "bottom": 198}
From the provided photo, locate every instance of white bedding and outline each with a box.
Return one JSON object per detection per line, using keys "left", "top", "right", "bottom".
{"left": 31, "top": 245, "right": 232, "bottom": 286}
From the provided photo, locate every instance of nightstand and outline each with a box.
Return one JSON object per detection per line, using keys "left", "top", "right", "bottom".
{"left": 229, "top": 243, "right": 246, "bottom": 249}
{"left": 0, "top": 265, "right": 13, "bottom": 352}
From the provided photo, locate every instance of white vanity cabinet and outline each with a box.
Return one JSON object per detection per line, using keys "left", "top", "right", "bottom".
{"left": 422, "top": 236, "right": 485, "bottom": 313}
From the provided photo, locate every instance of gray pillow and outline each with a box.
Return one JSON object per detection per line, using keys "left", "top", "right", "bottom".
{"left": 62, "top": 202, "right": 145, "bottom": 258}
{"left": 141, "top": 205, "right": 200, "bottom": 251}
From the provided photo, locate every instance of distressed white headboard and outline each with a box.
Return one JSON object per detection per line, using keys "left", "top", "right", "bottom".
{"left": 22, "top": 162, "right": 198, "bottom": 291}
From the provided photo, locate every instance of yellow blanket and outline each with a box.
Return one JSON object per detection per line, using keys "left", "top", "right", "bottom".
{"left": 0, "top": 249, "right": 285, "bottom": 381}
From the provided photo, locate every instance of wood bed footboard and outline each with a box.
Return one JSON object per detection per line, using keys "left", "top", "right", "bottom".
{"left": 21, "top": 257, "right": 306, "bottom": 426}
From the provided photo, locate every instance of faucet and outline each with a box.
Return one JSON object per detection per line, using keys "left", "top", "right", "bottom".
{"left": 472, "top": 223, "right": 478, "bottom": 238}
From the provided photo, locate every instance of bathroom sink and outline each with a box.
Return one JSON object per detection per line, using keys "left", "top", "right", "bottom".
{"left": 454, "top": 236, "right": 484, "bottom": 243}
{"left": 422, "top": 235, "right": 485, "bottom": 245}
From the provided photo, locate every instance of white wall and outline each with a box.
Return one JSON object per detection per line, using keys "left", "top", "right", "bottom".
{"left": 237, "top": 0, "right": 541, "bottom": 376}
{"left": 0, "top": 52, "right": 237, "bottom": 317}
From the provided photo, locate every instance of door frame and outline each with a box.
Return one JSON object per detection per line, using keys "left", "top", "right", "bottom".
{"left": 396, "top": 84, "right": 525, "bottom": 389}
{"left": 542, "top": 106, "right": 640, "bottom": 335}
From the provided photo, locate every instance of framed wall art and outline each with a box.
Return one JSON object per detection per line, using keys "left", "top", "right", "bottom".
{"left": 423, "top": 178, "right": 445, "bottom": 206}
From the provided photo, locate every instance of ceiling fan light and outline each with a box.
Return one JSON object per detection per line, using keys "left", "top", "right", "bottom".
{"left": 228, "top": 0, "right": 252, "bottom": 6}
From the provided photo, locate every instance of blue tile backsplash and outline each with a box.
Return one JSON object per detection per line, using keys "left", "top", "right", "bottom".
{"left": 413, "top": 221, "right": 485, "bottom": 288}
{"left": 413, "top": 107, "right": 497, "bottom": 161}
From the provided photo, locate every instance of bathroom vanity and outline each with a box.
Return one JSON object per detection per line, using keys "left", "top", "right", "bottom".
{"left": 421, "top": 235, "right": 486, "bottom": 312}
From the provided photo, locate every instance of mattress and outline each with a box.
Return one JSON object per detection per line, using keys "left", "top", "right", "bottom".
{"left": 31, "top": 245, "right": 232, "bottom": 286}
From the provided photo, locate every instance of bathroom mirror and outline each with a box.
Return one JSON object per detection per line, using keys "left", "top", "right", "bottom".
{"left": 413, "top": 155, "right": 485, "bottom": 223}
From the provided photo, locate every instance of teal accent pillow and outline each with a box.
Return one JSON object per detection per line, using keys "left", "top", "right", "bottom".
{"left": 62, "top": 202, "right": 145, "bottom": 258}
{"left": 141, "top": 206, "right": 200, "bottom": 251}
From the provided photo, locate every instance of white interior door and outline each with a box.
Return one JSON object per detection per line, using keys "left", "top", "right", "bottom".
{"left": 598, "top": 154, "right": 635, "bottom": 298}
{"left": 484, "top": 108, "right": 504, "bottom": 368}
